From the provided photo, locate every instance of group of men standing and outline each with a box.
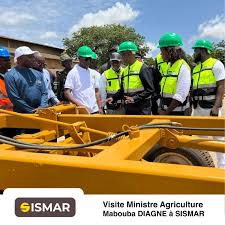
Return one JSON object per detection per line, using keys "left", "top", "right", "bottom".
{"left": 97, "top": 33, "right": 224, "bottom": 119}
{"left": 0, "top": 33, "right": 224, "bottom": 118}
{"left": 156, "top": 33, "right": 224, "bottom": 118}
{"left": 0, "top": 32, "right": 224, "bottom": 167}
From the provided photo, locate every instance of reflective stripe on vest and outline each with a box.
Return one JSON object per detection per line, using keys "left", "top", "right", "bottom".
{"left": 192, "top": 58, "right": 217, "bottom": 105}
{"left": 0, "top": 79, "right": 13, "bottom": 111}
{"left": 160, "top": 59, "right": 190, "bottom": 112}
{"left": 162, "top": 102, "right": 190, "bottom": 112}
{"left": 123, "top": 60, "right": 144, "bottom": 94}
{"left": 156, "top": 54, "right": 168, "bottom": 75}
{"left": 105, "top": 67, "right": 124, "bottom": 95}
{"left": 160, "top": 59, "right": 190, "bottom": 96}
{"left": 157, "top": 98, "right": 190, "bottom": 112}
{"left": 193, "top": 95, "right": 216, "bottom": 101}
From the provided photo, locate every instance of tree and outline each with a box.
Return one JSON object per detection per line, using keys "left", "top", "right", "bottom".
{"left": 211, "top": 40, "right": 225, "bottom": 65}
{"left": 63, "top": 24, "right": 149, "bottom": 66}
{"left": 144, "top": 57, "right": 155, "bottom": 67}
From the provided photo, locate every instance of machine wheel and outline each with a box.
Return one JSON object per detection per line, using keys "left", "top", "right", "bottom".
{"left": 144, "top": 145, "right": 215, "bottom": 167}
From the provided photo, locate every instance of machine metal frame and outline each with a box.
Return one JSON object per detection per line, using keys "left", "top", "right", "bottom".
{"left": 0, "top": 105, "right": 224, "bottom": 194}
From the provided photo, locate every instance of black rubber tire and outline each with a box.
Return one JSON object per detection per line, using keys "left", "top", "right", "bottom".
{"left": 144, "top": 145, "right": 215, "bottom": 167}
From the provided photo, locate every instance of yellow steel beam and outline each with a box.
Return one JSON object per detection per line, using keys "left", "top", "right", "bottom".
{"left": 43, "top": 104, "right": 88, "bottom": 114}
{"left": 79, "top": 126, "right": 109, "bottom": 137}
{"left": 36, "top": 142, "right": 104, "bottom": 153}
{"left": 15, "top": 130, "right": 57, "bottom": 142}
{"left": 2, "top": 141, "right": 105, "bottom": 153}
{"left": 94, "top": 128, "right": 161, "bottom": 161}
{"left": 14, "top": 139, "right": 45, "bottom": 144}
{"left": 58, "top": 114, "right": 225, "bottom": 136}
{"left": 175, "top": 135, "right": 225, "bottom": 153}
{"left": 0, "top": 114, "right": 7, "bottom": 128}
{"left": 0, "top": 144, "right": 15, "bottom": 150}
{"left": 3, "top": 114, "right": 41, "bottom": 129}
{"left": 1, "top": 113, "right": 224, "bottom": 137}
{"left": 0, "top": 149, "right": 224, "bottom": 194}
{"left": 45, "top": 104, "right": 77, "bottom": 113}
{"left": 0, "top": 109, "right": 72, "bottom": 128}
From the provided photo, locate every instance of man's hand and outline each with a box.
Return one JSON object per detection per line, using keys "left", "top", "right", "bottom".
{"left": 210, "top": 106, "right": 219, "bottom": 116}
{"left": 98, "top": 108, "right": 104, "bottom": 114}
{"left": 106, "top": 97, "right": 113, "bottom": 104}
{"left": 158, "top": 109, "right": 168, "bottom": 115}
{"left": 32, "top": 108, "right": 40, "bottom": 113}
{"left": 55, "top": 101, "right": 62, "bottom": 106}
{"left": 124, "top": 96, "right": 134, "bottom": 104}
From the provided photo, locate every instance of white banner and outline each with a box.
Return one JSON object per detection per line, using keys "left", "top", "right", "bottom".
{"left": 0, "top": 188, "right": 224, "bottom": 225}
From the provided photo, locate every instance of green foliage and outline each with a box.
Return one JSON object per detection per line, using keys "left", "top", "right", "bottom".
{"left": 144, "top": 57, "right": 155, "bottom": 67}
{"left": 63, "top": 24, "right": 149, "bottom": 66}
{"left": 211, "top": 40, "right": 225, "bottom": 65}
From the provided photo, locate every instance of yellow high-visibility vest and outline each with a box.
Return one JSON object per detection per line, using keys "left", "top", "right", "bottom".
{"left": 192, "top": 57, "right": 217, "bottom": 107}
{"left": 105, "top": 67, "right": 124, "bottom": 95}
{"left": 123, "top": 60, "right": 144, "bottom": 94}
{"left": 156, "top": 53, "right": 168, "bottom": 75}
{"left": 160, "top": 59, "right": 190, "bottom": 112}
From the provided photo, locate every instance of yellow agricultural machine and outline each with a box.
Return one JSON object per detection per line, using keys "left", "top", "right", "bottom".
{"left": 0, "top": 105, "right": 224, "bottom": 194}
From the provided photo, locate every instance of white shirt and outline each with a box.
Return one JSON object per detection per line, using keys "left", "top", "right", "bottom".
{"left": 64, "top": 64, "right": 99, "bottom": 113}
{"left": 212, "top": 60, "right": 225, "bottom": 81}
{"left": 173, "top": 64, "right": 191, "bottom": 103}
{"left": 100, "top": 68, "right": 123, "bottom": 107}
{"left": 43, "top": 68, "right": 59, "bottom": 104}
{"left": 100, "top": 73, "right": 107, "bottom": 107}
{"left": 89, "top": 69, "right": 101, "bottom": 89}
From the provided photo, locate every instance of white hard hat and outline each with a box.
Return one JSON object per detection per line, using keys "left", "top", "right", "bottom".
{"left": 14, "top": 46, "right": 37, "bottom": 63}
{"left": 110, "top": 52, "right": 121, "bottom": 61}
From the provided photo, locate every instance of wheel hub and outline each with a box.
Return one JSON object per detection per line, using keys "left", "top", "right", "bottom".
{"left": 154, "top": 152, "right": 193, "bottom": 165}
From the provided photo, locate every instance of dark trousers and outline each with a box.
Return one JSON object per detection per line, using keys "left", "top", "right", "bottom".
{"left": 0, "top": 128, "right": 17, "bottom": 138}
{"left": 125, "top": 99, "right": 152, "bottom": 115}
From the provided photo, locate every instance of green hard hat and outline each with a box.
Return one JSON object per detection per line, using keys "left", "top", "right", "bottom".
{"left": 91, "top": 51, "right": 97, "bottom": 60}
{"left": 118, "top": 41, "right": 138, "bottom": 53}
{"left": 77, "top": 45, "right": 93, "bottom": 58}
{"left": 192, "top": 39, "right": 213, "bottom": 50}
{"left": 158, "top": 32, "right": 183, "bottom": 48}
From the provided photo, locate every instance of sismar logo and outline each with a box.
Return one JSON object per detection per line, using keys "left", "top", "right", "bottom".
{"left": 20, "top": 202, "right": 31, "bottom": 213}
{"left": 15, "top": 198, "right": 76, "bottom": 217}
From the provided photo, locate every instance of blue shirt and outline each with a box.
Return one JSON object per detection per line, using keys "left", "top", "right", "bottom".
{"left": 43, "top": 68, "right": 59, "bottom": 104}
{"left": 5, "top": 67, "right": 48, "bottom": 113}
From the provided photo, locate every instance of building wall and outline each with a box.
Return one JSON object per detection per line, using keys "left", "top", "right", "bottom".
{"left": 0, "top": 36, "right": 64, "bottom": 70}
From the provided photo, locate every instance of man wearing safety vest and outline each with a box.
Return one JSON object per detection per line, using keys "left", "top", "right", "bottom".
{"left": 192, "top": 39, "right": 225, "bottom": 168}
{"left": 156, "top": 53, "right": 168, "bottom": 76}
{"left": 107, "top": 41, "right": 155, "bottom": 115}
{"left": 101, "top": 52, "right": 125, "bottom": 114}
{"left": 0, "top": 46, "right": 13, "bottom": 111}
{"left": 157, "top": 33, "right": 191, "bottom": 115}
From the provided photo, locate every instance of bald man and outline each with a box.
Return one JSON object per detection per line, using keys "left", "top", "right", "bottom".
{"left": 33, "top": 52, "right": 60, "bottom": 106}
